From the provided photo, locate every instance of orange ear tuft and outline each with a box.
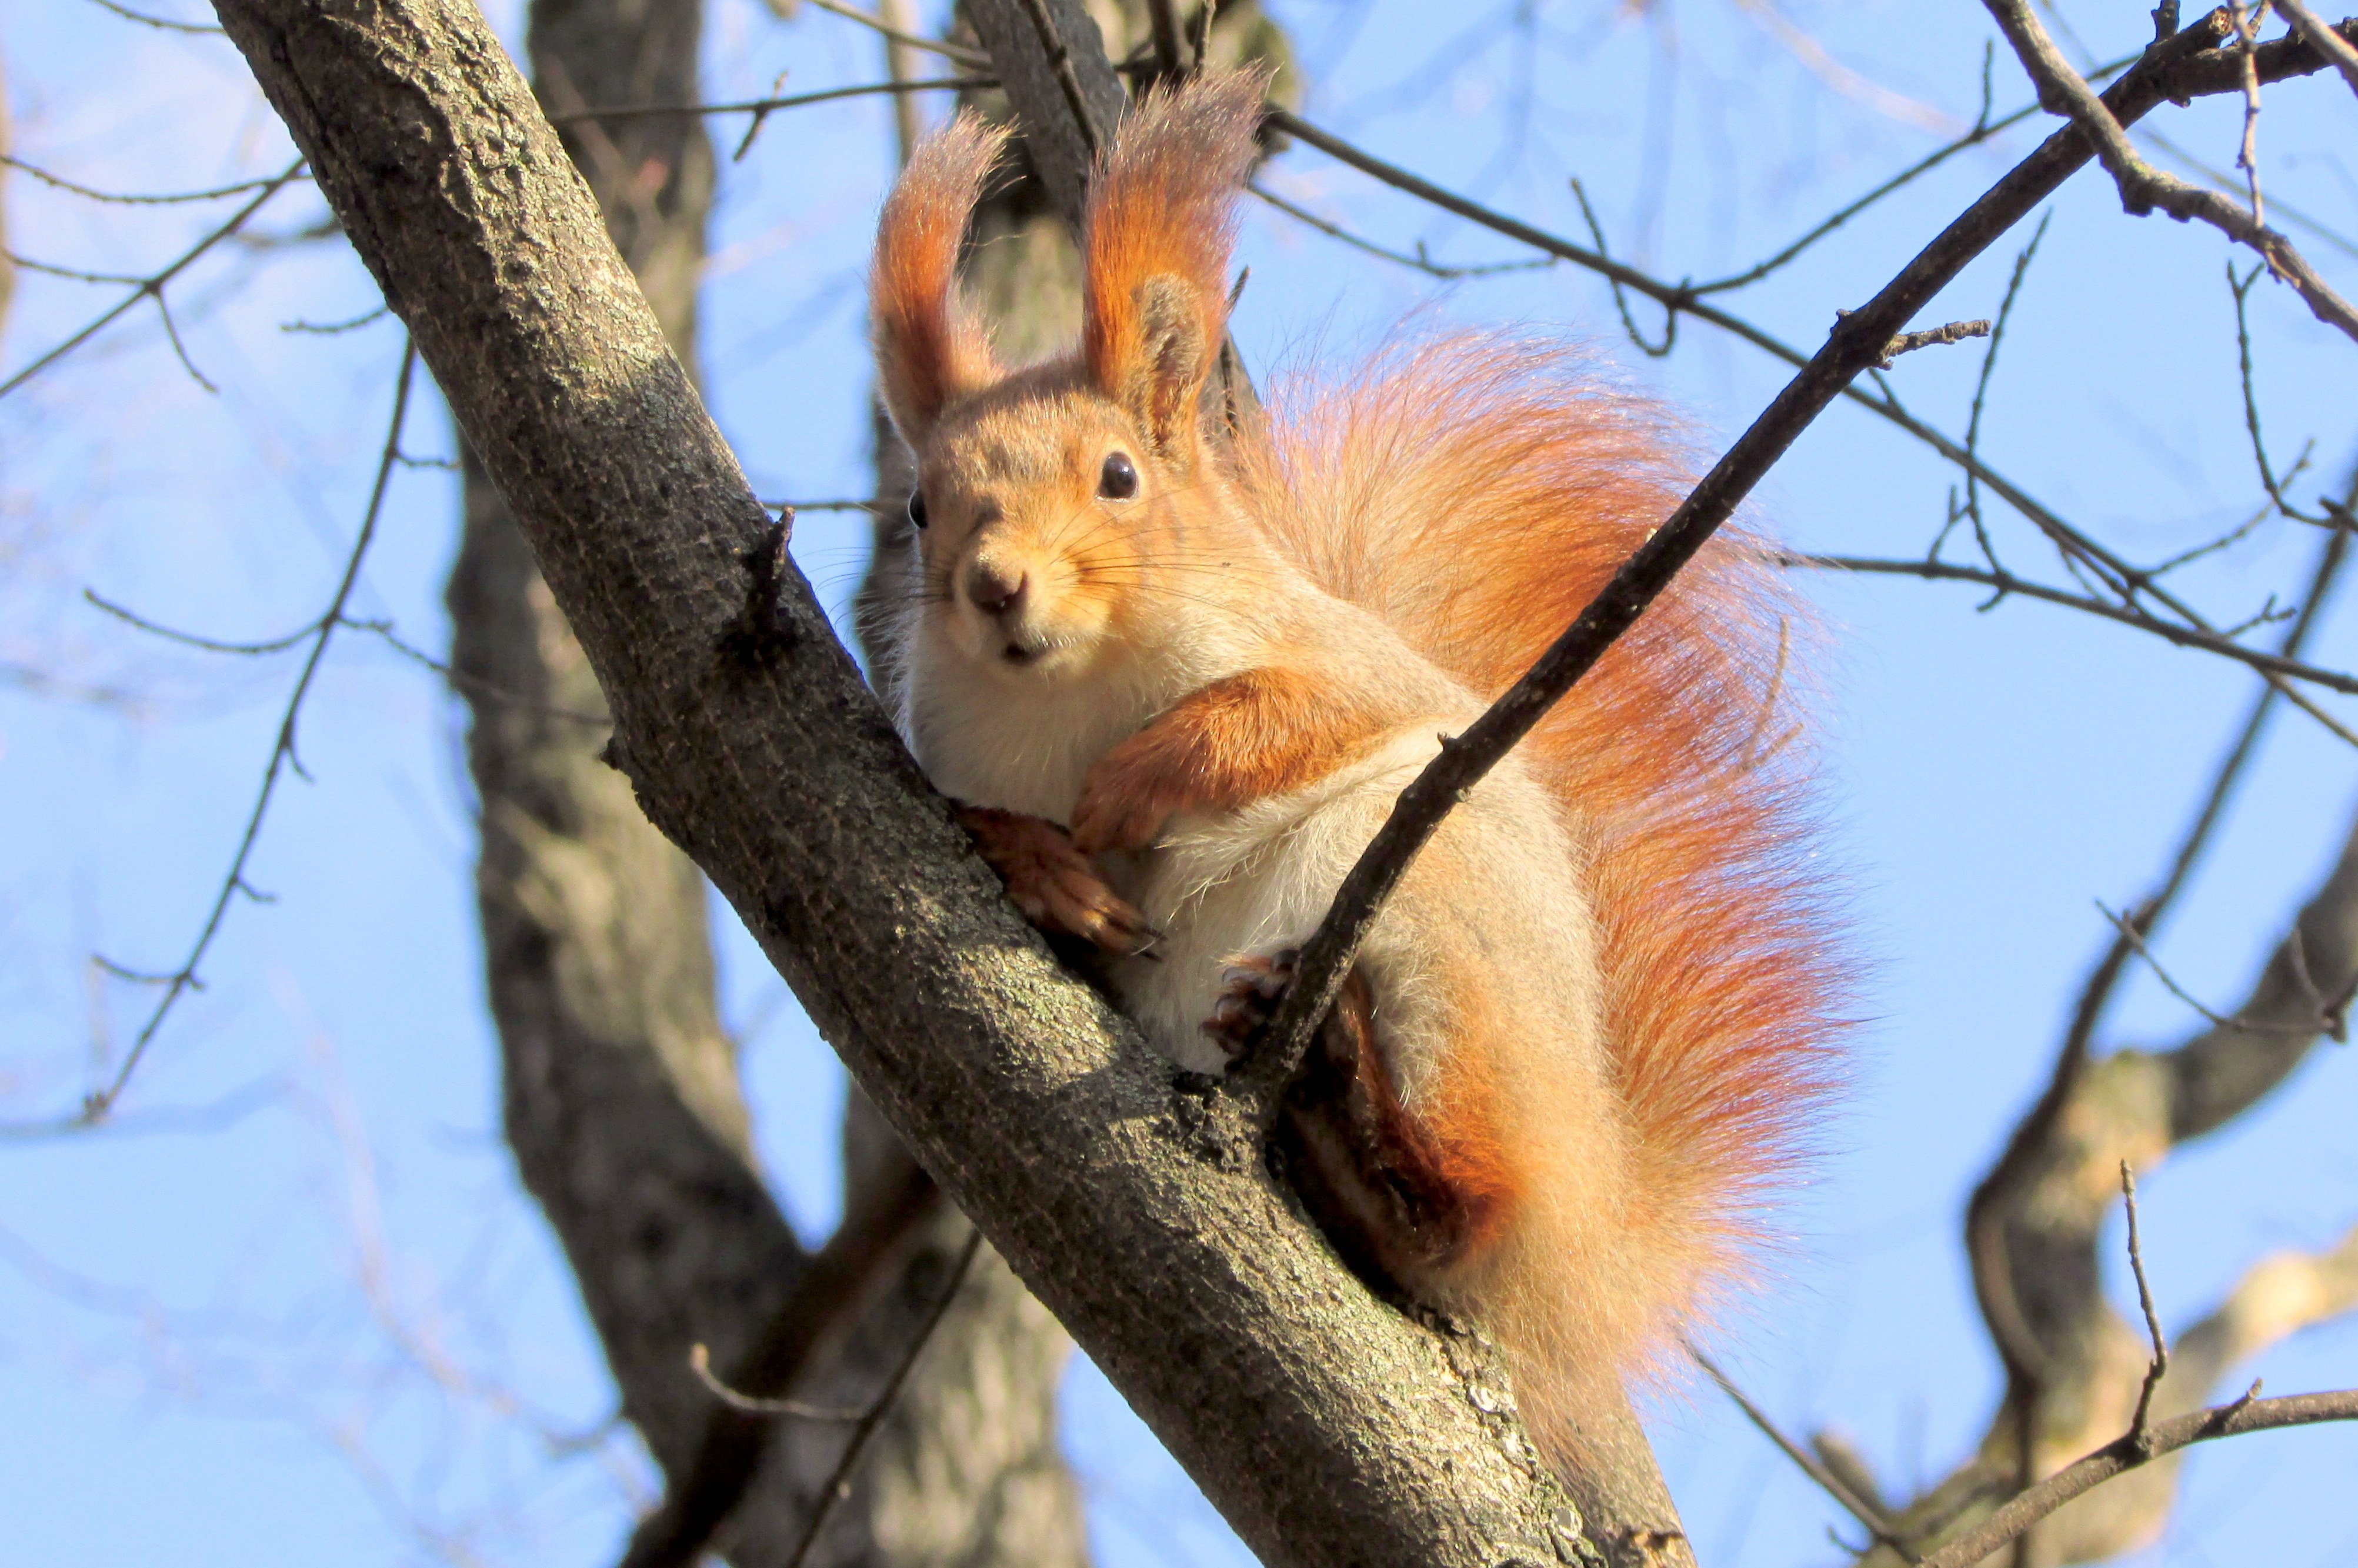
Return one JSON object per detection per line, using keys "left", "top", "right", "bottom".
{"left": 872, "top": 113, "right": 1010, "bottom": 444}
{"left": 1082, "top": 71, "right": 1264, "bottom": 453}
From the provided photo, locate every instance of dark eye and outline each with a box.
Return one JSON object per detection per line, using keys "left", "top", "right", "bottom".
{"left": 906, "top": 488, "right": 928, "bottom": 529}
{"left": 1098, "top": 452, "right": 1138, "bottom": 501}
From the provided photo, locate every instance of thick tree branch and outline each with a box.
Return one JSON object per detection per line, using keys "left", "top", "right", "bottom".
{"left": 206, "top": 2, "right": 1597, "bottom": 1563}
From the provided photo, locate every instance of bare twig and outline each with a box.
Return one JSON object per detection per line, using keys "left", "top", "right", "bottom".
{"left": 685, "top": 1346, "right": 862, "bottom": 1420}
{"left": 2094, "top": 899, "right": 2319, "bottom": 1032}
{"left": 1015, "top": 0, "right": 1102, "bottom": 155}
{"left": 1871, "top": 316, "right": 1991, "bottom": 367}
{"left": 2228, "top": 2, "right": 2271, "bottom": 223}
{"left": 1785, "top": 552, "right": 2358, "bottom": 729}
{"left": 0, "top": 158, "right": 305, "bottom": 402}
{"left": 1249, "top": 180, "right": 1550, "bottom": 280}
{"left": 1690, "top": 1345, "right": 1919, "bottom": 1562}
{"left": 1916, "top": 1388, "right": 2358, "bottom": 1568}
{"left": 780, "top": 1226, "right": 983, "bottom": 1568}
{"left": 802, "top": 0, "right": 991, "bottom": 68}
{"left": 0, "top": 155, "right": 296, "bottom": 205}
{"left": 548, "top": 76, "right": 989, "bottom": 126}
{"left": 2120, "top": 1163, "right": 2170, "bottom": 1453}
{"left": 2276, "top": 0, "right": 2358, "bottom": 91}
{"left": 88, "top": 0, "right": 222, "bottom": 32}
{"left": 1145, "top": 0, "right": 1185, "bottom": 79}
{"left": 1943, "top": 211, "right": 2050, "bottom": 573}
{"left": 1983, "top": 0, "right": 2358, "bottom": 340}
{"left": 616, "top": 1162, "right": 945, "bottom": 1568}
{"left": 56, "top": 341, "right": 418, "bottom": 1125}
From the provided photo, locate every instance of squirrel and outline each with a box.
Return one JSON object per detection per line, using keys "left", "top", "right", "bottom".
{"left": 866, "top": 70, "right": 1843, "bottom": 1489}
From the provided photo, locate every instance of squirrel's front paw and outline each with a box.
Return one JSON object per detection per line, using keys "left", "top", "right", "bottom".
{"left": 1201, "top": 948, "right": 1299, "bottom": 1059}
{"left": 956, "top": 805, "right": 1158, "bottom": 956}
{"left": 1068, "top": 766, "right": 1180, "bottom": 857}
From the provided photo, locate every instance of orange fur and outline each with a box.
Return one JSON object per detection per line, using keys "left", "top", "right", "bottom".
{"left": 871, "top": 114, "right": 1009, "bottom": 442}
{"left": 1082, "top": 71, "right": 1263, "bottom": 451}
{"left": 1234, "top": 332, "right": 1847, "bottom": 1372}
{"left": 1070, "top": 666, "right": 1394, "bottom": 854}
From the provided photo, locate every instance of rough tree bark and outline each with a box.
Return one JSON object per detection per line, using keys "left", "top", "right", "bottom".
{"left": 446, "top": 0, "right": 1081, "bottom": 1561}
{"left": 218, "top": 0, "right": 1597, "bottom": 1564}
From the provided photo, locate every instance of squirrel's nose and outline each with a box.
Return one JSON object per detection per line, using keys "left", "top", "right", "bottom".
{"left": 966, "top": 559, "right": 1028, "bottom": 618}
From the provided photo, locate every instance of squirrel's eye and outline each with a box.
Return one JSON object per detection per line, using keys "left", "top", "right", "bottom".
{"left": 1098, "top": 452, "right": 1139, "bottom": 501}
{"left": 906, "top": 488, "right": 929, "bottom": 530}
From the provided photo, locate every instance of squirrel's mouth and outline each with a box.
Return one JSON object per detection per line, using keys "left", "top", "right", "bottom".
{"left": 1000, "top": 640, "right": 1036, "bottom": 666}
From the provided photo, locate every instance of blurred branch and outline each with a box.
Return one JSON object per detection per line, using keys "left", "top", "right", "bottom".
{"left": 548, "top": 76, "right": 990, "bottom": 126}
{"left": 0, "top": 340, "right": 419, "bottom": 1132}
{"left": 2269, "top": 0, "right": 2358, "bottom": 95}
{"left": 805, "top": 0, "right": 990, "bottom": 68}
{"left": 1, "top": 154, "right": 296, "bottom": 205}
{"left": 0, "top": 158, "right": 305, "bottom": 401}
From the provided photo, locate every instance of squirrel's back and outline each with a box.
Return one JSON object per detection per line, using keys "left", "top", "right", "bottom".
{"left": 1233, "top": 334, "right": 1847, "bottom": 1357}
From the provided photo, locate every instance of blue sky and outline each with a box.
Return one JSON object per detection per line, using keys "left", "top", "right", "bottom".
{"left": 2, "top": 2, "right": 2354, "bottom": 1564}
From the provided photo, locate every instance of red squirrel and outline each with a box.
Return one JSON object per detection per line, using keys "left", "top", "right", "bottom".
{"left": 868, "top": 71, "right": 1843, "bottom": 1486}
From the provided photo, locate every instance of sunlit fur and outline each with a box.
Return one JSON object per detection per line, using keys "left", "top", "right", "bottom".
{"left": 869, "top": 73, "right": 1845, "bottom": 1484}
{"left": 871, "top": 112, "right": 1008, "bottom": 442}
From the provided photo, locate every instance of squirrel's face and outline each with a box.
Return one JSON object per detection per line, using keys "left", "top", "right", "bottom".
{"left": 908, "top": 381, "right": 1207, "bottom": 682}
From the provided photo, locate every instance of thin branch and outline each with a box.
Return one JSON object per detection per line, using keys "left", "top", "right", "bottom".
{"left": 2228, "top": 2, "right": 2270, "bottom": 224}
{"left": 781, "top": 1226, "right": 983, "bottom": 1568}
{"left": 1983, "top": 0, "right": 2358, "bottom": 341}
{"left": 616, "top": 1162, "right": 944, "bottom": 1568}
{"left": 1145, "top": 0, "right": 1185, "bottom": 80}
{"left": 685, "top": 1346, "right": 862, "bottom": 1420}
{"left": 87, "top": 0, "right": 223, "bottom": 32}
{"left": 1916, "top": 1388, "right": 2358, "bottom": 1568}
{"left": 0, "top": 155, "right": 296, "bottom": 205}
{"left": 548, "top": 76, "right": 989, "bottom": 126}
{"left": 1235, "top": 10, "right": 2279, "bottom": 1113}
{"left": 1870, "top": 316, "right": 1992, "bottom": 368}
{"left": 0, "top": 158, "right": 305, "bottom": 402}
{"left": 1784, "top": 553, "right": 2358, "bottom": 712}
{"left": 1690, "top": 1345, "right": 1920, "bottom": 1562}
{"left": 1249, "top": 179, "right": 1551, "bottom": 281}
{"left": 1015, "top": 0, "right": 1102, "bottom": 155}
{"left": 2120, "top": 1162, "right": 2170, "bottom": 1453}
{"left": 1945, "top": 211, "right": 2050, "bottom": 573}
{"left": 801, "top": 0, "right": 992, "bottom": 68}
{"left": 54, "top": 341, "right": 417, "bottom": 1126}
{"left": 1685, "top": 52, "right": 2140, "bottom": 298}
{"left": 281, "top": 306, "right": 390, "bottom": 334}
{"left": 2276, "top": 0, "right": 2358, "bottom": 91}
{"left": 2100, "top": 900, "right": 2265, "bottom": 1031}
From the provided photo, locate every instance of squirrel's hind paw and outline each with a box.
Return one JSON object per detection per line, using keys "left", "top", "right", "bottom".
{"left": 955, "top": 805, "right": 1159, "bottom": 956}
{"left": 1202, "top": 948, "right": 1300, "bottom": 1059}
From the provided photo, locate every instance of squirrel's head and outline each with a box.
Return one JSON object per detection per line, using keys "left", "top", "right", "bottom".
{"left": 869, "top": 74, "right": 1263, "bottom": 682}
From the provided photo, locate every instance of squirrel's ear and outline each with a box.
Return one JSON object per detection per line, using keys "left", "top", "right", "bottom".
{"left": 1083, "top": 71, "right": 1263, "bottom": 456}
{"left": 872, "top": 113, "right": 1009, "bottom": 445}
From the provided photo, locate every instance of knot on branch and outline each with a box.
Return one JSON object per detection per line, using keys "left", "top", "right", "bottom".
{"left": 721, "top": 509, "right": 797, "bottom": 671}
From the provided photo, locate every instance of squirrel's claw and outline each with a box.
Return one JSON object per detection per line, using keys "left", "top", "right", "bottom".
{"left": 956, "top": 804, "right": 1159, "bottom": 956}
{"left": 1201, "top": 948, "right": 1300, "bottom": 1059}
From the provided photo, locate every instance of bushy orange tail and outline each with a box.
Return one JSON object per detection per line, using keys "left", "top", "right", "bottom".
{"left": 1238, "top": 332, "right": 1847, "bottom": 1379}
